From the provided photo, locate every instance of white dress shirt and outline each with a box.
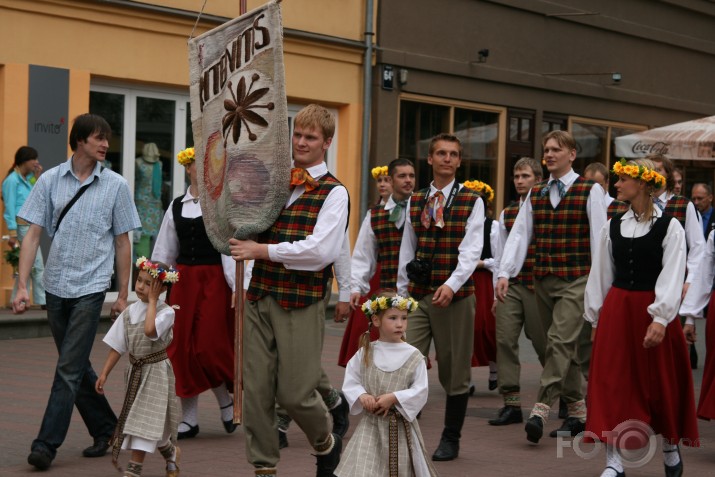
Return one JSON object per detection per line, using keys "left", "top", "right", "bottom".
{"left": 654, "top": 190, "right": 704, "bottom": 284}
{"left": 584, "top": 208, "right": 686, "bottom": 328}
{"left": 396, "top": 180, "right": 485, "bottom": 296}
{"left": 498, "top": 170, "right": 607, "bottom": 280}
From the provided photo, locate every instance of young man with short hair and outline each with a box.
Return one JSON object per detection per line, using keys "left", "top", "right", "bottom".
{"left": 229, "top": 104, "right": 347, "bottom": 476}
{"left": 496, "top": 130, "right": 607, "bottom": 444}
{"left": 489, "top": 157, "right": 547, "bottom": 426}
{"left": 398, "top": 133, "right": 485, "bottom": 461}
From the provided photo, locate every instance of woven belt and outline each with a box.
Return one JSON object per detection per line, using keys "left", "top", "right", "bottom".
{"left": 387, "top": 408, "right": 416, "bottom": 477}
{"left": 110, "top": 348, "right": 169, "bottom": 470}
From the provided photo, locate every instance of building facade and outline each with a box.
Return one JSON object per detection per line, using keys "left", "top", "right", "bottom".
{"left": 0, "top": 0, "right": 369, "bottom": 305}
{"left": 371, "top": 0, "right": 715, "bottom": 209}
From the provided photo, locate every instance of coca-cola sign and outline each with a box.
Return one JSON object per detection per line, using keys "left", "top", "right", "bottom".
{"left": 632, "top": 141, "right": 670, "bottom": 155}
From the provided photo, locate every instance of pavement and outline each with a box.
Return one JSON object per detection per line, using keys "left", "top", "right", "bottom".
{"left": 1, "top": 307, "right": 714, "bottom": 476}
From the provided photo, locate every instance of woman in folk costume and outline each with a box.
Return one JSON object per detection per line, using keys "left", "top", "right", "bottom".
{"left": 336, "top": 291, "right": 438, "bottom": 477}
{"left": 96, "top": 258, "right": 181, "bottom": 477}
{"left": 152, "top": 147, "right": 238, "bottom": 439}
{"left": 584, "top": 158, "right": 698, "bottom": 477}
{"left": 338, "top": 165, "right": 393, "bottom": 367}
{"left": 680, "top": 229, "right": 715, "bottom": 420}
{"left": 464, "top": 180, "right": 500, "bottom": 392}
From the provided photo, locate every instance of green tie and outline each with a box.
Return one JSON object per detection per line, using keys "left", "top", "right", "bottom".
{"left": 389, "top": 200, "right": 408, "bottom": 223}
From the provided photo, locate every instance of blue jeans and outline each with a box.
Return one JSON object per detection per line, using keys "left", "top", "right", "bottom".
{"left": 31, "top": 292, "right": 117, "bottom": 457}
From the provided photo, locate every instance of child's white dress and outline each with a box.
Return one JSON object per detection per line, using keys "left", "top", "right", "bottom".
{"left": 103, "top": 300, "right": 180, "bottom": 452}
{"left": 336, "top": 340, "right": 438, "bottom": 477}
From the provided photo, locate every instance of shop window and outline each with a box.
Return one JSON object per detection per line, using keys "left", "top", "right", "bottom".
{"left": 399, "top": 99, "right": 500, "bottom": 200}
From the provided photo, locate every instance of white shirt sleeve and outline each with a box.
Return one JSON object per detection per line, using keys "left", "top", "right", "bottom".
{"left": 393, "top": 358, "right": 428, "bottom": 422}
{"left": 267, "top": 186, "right": 349, "bottom": 271}
{"left": 649, "top": 218, "right": 687, "bottom": 326}
{"left": 151, "top": 205, "right": 179, "bottom": 266}
{"left": 684, "top": 201, "right": 706, "bottom": 284}
{"left": 583, "top": 221, "right": 615, "bottom": 327}
{"left": 350, "top": 211, "right": 379, "bottom": 295}
{"left": 587, "top": 183, "right": 608, "bottom": 260}
{"left": 222, "top": 254, "right": 237, "bottom": 292}
{"left": 103, "top": 312, "right": 128, "bottom": 354}
{"left": 333, "top": 231, "right": 352, "bottom": 302}
{"left": 342, "top": 350, "right": 369, "bottom": 415}
{"left": 498, "top": 193, "right": 533, "bottom": 279}
{"left": 680, "top": 229, "right": 715, "bottom": 320}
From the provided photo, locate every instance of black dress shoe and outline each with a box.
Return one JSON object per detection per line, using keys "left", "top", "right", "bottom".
{"left": 315, "top": 433, "right": 342, "bottom": 477}
{"left": 221, "top": 403, "right": 238, "bottom": 433}
{"left": 549, "top": 416, "right": 585, "bottom": 438}
{"left": 177, "top": 422, "right": 199, "bottom": 440}
{"left": 664, "top": 446, "right": 683, "bottom": 477}
{"left": 488, "top": 406, "right": 523, "bottom": 426}
{"left": 431, "top": 437, "right": 459, "bottom": 461}
{"left": 604, "top": 466, "right": 625, "bottom": 477}
{"left": 82, "top": 439, "right": 110, "bottom": 457}
{"left": 488, "top": 372, "right": 497, "bottom": 391}
{"left": 278, "top": 430, "right": 289, "bottom": 449}
{"left": 558, "top": 398, "right": 568, "bottom": 419}
{"left": 28, "top": 448, "right": 53, "bottom": 470}
{"left": 525, "top": 416, "right": 543, "bottom": 444}
{"left": 468, "top": 383, "right": 475, "bottom": 396}
{"left": 330, "top": 392, "right": 350, "bottom": 438}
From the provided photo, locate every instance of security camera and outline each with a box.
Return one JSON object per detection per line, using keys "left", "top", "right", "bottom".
{"left": 612, "top": 72, "right": 622, "bottom": 83}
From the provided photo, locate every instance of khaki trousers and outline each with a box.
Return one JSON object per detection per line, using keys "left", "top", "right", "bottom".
{"left": 534, "top": 274, "right": 589, "bottom": 407}
{"left": 495, "top": 283, "right": 547, "bottom": 396}
{"left": 244, "top": 296, "right": 331, "bottom": 468}
{"left": 407, "top": 294, "right": 475, "bottom": 395}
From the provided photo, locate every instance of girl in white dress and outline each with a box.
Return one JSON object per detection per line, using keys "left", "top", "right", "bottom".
{"left": 96, "top": 258, "right": 181, "bottom": 477}
{"left": 336, "top": 291, "right": 438, "bottom": 477}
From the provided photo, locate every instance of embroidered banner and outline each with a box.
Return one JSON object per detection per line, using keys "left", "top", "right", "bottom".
{"left": 188, "top": 0, "right": 290, "bottom": 252}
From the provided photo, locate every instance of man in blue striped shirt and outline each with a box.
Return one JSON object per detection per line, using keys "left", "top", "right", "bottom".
{"left": 14, "top": 114, "right": 141, "bottom": 471}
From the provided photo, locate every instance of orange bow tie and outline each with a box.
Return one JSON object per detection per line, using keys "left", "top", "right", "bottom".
{"left": 290, "top": 168, "right": 320, "bottom": 192}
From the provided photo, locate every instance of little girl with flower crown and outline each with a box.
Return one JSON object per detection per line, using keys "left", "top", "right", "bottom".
{"left": 96, "top": 257, "right": 182, "bottom": 477}
{"left": 335, "top": 290, "right": 438, "bottom": 477}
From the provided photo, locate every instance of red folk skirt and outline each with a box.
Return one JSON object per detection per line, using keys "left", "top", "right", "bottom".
{"left": 471, "top": 269, "right": 496, "bottom": 367}
{"left": 586, "top": 287, "right": 699, "bottom": 448}
{"left": 167, "top": 263, "right": 235, "bottom": 397}
{"left": 697, "top": 293, "right": 715, "bottom": 420}
{"left": 337, "top": 265, "right": 381, "bottom": 367}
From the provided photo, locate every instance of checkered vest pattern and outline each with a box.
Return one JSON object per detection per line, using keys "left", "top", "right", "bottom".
{"left": 503, "top": 202, "right": 535, "bottom": 291}
{"left": 408, "top": 186, "right": 480, "bottom": 300}
{"left": 370, "top": 204, "right": 402, "bottom": 290}
{"left": 531, "top": 177, "right": 593, "bottom": 281}
{"left": 247, "top": 173, "right": 343, "bottom": 309}
{"left": 607, "top": 199, "right": 629, "bottom": 220}
{"left": 664, "top": 195, "right": 689, "bottom": 228}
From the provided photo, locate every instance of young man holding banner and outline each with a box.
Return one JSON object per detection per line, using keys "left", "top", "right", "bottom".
{"left": 229, "top": 104, "right": 347, "bottom": 476}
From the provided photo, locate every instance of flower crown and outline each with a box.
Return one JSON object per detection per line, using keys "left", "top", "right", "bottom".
{"left": 361, "top": 294, "right": 419, "bottom": 318}
{"left": 371, "top": 165, "right": 388, "bottom": 179}
{"left": 135, "top": 257, "right": 180, "bottom": 284}
{"left": 177, "top": 147, "right": 195, "bottom": 167}
{"left": 463, "top": 179, "right": 495, "bottom": 202}
{"left": 612, "top": 159, "right": 666, "bottom": 188}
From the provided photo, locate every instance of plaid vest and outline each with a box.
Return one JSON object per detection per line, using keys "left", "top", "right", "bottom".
{"left": 247, "top": 173, "right": 343, "bottom": 309}
{"left": 408, "top": 185, "right": 479, "bottom": 300}
{"left": 370, "top": 204, "right": 402, "bottom": 290}
{"left": 503, "top": 202, "right": 535, "bottom": 290}
{"left": 531, "top": 177, "right": 593, "bottom": 281}
{"left": 607, "top": 199, "right": 629, "bottom": 220}
{"left": 664, "top": 195, "right": 689, "bottom": 228}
